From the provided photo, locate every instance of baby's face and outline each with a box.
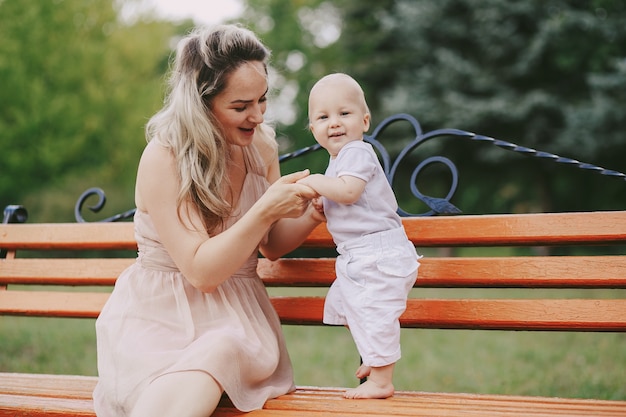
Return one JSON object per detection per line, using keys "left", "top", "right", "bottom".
{"left": 308, "top": 79, "right": 370, "bottom": 158}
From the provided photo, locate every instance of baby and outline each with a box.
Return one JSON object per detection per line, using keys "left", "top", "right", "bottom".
{"left": 298, "top": 73, "right": 420, "bottom": 399}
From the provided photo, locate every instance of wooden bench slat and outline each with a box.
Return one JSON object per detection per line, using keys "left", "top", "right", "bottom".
{"left": 273, "top": 297, "right": 626, "bottom": 330}
{"left": 0, "top": 258, "right": 134, "bottom": 286}
{"left": 4, "top": 291, "right": 626, "bottom": 331}
{"left": 417, "top": 256, "right": 626, "bottom": 288}
{"left": 401, "top": 298, "right": 626, "bottom": 330}
{"left": 2, "top": 380, "right": 626, "bottom": 417}
{"left": 6, "top": 255, "right": 622, "bottom": 288}
{"left": 401, "top": 211, "right": 626, "bottom": 247}
{"left": 0, "top": 291, "right": 106, "bottom": 318}
{"left": 0, "top": 394, "right": 96, "bottom": 417}
{"left": 3, "top": 211, "right": 626, "bottom": 251}
{"left": 0, "top": 223, "right": 137, "bottom": 250}
{"left": 258, "top": 256, "right": 626, "bottom": 288}
{"left": 301, "top": 211, "right": 626, "bottom": 247}
{"left": 0, "top": 373, "right": 96, "bottom": 399}
{"left": 268, "top": 388, "right": 626, "bottom": 417}
{"left": 1, "top": 291, "right": 623, "bottom": 331}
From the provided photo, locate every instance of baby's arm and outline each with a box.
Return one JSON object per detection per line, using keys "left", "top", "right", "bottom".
{"left": 298, "top": 173, "right": 366, "bottom": 205}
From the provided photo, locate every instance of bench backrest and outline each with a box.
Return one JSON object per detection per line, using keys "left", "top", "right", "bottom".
{"left": 2, "top": 211, "right": 626, "bottom": 331}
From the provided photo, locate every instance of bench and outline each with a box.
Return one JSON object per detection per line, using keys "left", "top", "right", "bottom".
{"left": 2, "top": 211, "right": 626, "bottom": 416}
{"left": 2, "top": 114, "right": 626, "bottom": 416}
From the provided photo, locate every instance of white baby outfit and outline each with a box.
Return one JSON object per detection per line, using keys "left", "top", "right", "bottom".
{"left": 322, "top": 140, "right": 420, "bottom": 367}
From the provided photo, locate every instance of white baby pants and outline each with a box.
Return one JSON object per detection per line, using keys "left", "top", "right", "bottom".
{"left": 323, "top": 227, "right": 420, "bottom": 367}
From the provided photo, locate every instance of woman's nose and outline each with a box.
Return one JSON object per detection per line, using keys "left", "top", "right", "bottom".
{"left": 248, "top": 105, "right": 264, "bottom": 124}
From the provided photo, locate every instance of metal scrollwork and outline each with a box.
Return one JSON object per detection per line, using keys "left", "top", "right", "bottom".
{"left": 362, "top": 113, "right": 464, "bottom": 216}
{"left": 74, "top": 187, "right": 136, "bottom": 223}
{"left": 407, "top": 156, "right": 461, "bottom": 217}
{"left": 75, "top": 113, "right": 626, "bottom": 222}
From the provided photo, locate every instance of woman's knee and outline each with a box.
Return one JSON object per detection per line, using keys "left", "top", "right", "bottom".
{"left": 131, "top": 371, "right": 222, "bottom": 417}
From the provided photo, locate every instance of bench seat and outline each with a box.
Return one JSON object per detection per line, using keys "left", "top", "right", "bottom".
{"left": 2, "top": 373, "right": 626, "bottom": 417}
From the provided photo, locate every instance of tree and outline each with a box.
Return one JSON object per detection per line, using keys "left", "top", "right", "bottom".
{"left": 382, "top": 0, "right": 626, "bottom": 213}
{"left": 239, "top": 0, "right": 626, "bottom": 214}
{"left": 0, "top": 0, "right": 180, "bottom": 220}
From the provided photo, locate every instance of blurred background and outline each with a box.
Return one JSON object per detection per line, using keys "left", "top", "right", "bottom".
{"left": 1, "top": 0, "right": 625, "bottom": 222}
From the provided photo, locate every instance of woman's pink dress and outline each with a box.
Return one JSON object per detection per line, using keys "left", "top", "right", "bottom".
{"left": 93, "top": 144, "right": 295, "bottom": 416}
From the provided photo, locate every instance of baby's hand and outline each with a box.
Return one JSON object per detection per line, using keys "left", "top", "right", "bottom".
{"left": 309, "top": 197, "right": 326, "bottom": 222}
{"left": 312, "top": 197, "right": 324, "bottom": 214}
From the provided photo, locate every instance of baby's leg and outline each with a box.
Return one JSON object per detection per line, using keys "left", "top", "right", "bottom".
{"left": 344, "top": 363, "right": 395, "bottom": 399}
{"left": 355, "top": 363, "right": 371, "bottom": 379}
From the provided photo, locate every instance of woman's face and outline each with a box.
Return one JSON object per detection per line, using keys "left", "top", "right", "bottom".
{"left": 211, "top": 61, "right": 268, "bottom": 147}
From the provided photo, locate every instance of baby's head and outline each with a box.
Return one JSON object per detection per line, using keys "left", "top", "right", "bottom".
{"left": 308, "top": 73, "right": 371, "bottom": 157}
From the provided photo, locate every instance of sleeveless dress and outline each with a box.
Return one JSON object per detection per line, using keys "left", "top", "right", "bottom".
{"left": 93, "top": 143, "right": 295, "bottom": 416}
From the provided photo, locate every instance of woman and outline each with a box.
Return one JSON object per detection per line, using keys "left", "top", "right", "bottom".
{"left": 93, "top": 24, "right": 322, "bottom": 417}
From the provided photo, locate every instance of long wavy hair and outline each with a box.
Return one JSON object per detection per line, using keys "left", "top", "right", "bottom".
{"left": 145, "top": 24, "right": 271, "bottom": 233}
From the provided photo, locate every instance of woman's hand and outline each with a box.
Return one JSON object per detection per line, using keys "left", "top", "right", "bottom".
{"left": 309, "top": 197, "right": 326, "bottom": 223}
{"left": 258, "top": 170, "right": 326, "bottom": 260}
{"left": 260, "top": 170, "right": 319, "bottom": 222}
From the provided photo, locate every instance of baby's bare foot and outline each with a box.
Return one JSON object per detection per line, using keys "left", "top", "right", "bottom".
{"left": 343, "top": 380, "right": 394, "bottom": 399}
{"left": 355, "top": 364, "right": 371, "bottom": 379}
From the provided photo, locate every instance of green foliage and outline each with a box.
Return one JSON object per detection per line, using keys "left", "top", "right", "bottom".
{"left": 1, "top": 1, "right": 625, "bottom": 219}
{"left": 239, "top": 0, "right": 626, "bottom": 214}
{"left": 0, "top": 0, "right": 180, "bottom": 221}
{"left": 369, "top": 0, "right": 626, "bottom": 213}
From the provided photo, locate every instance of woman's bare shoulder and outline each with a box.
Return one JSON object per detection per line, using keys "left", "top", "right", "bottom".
{"left": 136, "top": 140, "right": 177, "bottom": 211}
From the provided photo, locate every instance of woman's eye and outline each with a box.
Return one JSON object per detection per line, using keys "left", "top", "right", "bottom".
{"left": 235, "top": 106, "right": 247, "bottom": 112}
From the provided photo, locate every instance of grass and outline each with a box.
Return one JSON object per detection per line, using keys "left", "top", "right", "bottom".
{"left": 2, "top": 291, "right": 625, "bottom": 401}
{"left": 281, "top": 322, "right": 626, "bottom": 400}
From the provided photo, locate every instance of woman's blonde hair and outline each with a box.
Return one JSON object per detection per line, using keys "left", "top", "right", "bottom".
{"left": 145, "top": 24, "right": 271, "bottom": 233}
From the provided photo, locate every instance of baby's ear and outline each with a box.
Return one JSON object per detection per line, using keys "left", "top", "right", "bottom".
{"left": 363, "top": 113, "right": 371, "bottom": 132}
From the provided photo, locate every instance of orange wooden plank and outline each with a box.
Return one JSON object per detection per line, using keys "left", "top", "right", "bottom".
{"left": 403, "top": 211, "right": 626, "bottom": 246}
{"left": 258, "top": 258, "right": 335, "bottom": 286}
{"left": 2, "top": 256, "right": 625, "bottom": 289}
{"left": 0, "top": 222, "right": 136, "bottom": 250}
{"left": 263, "top": 387, "right": 626, "bottom": 416}
{"left": 287, "top": 211, "right": 626, "bottom": 248}
{"left": 400, "top": 298, "right": 626, "bottom": 330}
{"left": 0, "top": 258, "right": 133, "bottom": 286}
{"left": 2, "top": 384, "right": 626, "bottom": 417}
{"left": 271, "top": 297, "right": 626, "bottom": 330}
{"left": 0, "top": 394, "right": 95, "bottom": 417}
{"left": 0, "top": 374, "right": 96, "bottom": 399}
{"left": 417, "top": 256, "right": 626, "bottom": 288}
{"left": 0, "top": 291, "right": 107, "bottom": 318}
{"left": 258, "top": 256, "right": 626, "bottom": 288}
{"left": 3, "top": 291, "right": 626, "bottom": 330}
{"left": 4, "top": 211, "right": 624, "bottom": 252}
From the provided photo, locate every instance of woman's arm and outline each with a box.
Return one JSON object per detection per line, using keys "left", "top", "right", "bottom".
{"left": 261, "top": 204, "right": 323, "bottom": 261}
{"left": 136, "top": 141, "right": 316, "bottom": 292}
{"left": 258, "top": 142, "right": 324, "bottom": 260}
